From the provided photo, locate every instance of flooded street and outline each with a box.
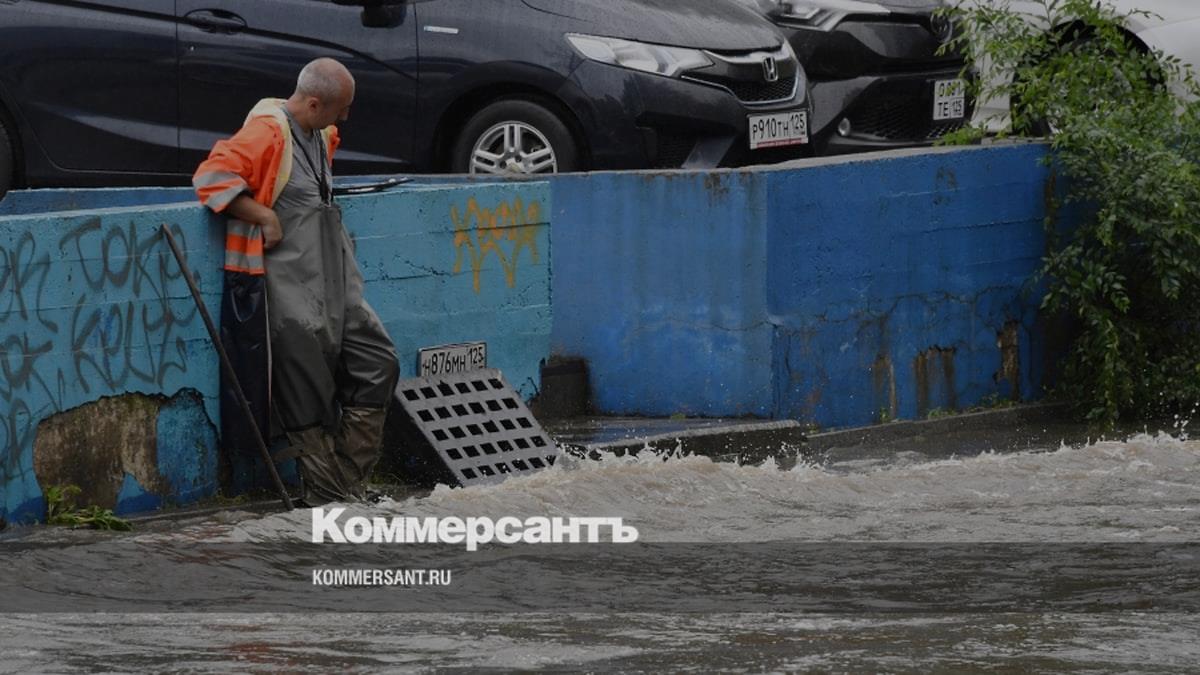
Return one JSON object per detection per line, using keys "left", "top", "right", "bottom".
{"left": 2, "top": 432, "right": 1199, "bottom": 672}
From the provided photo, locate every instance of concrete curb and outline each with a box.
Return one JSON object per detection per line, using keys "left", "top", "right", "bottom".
{"left": 805, "top": 402, "right": 1071, "bottom": 453}
{"left": 560, "top": 420, "right": 808, "bottom": 465}
{"left": 556, "top": 402, "right": 1074, "bottom": 468}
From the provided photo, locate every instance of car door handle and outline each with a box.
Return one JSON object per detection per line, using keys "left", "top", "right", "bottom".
{"left": 184, "top": 9, "right": 247, "bottom": 34}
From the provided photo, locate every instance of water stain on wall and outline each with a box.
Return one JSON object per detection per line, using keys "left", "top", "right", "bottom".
{"left": 996, "top": 321, "right": 1022, "bottom": 401}
{"left": 872, "top": 353, "right": 898, "bottom": 422}
{"left": 914, "top": 346, "right": 957, "bottom": 417}
{"left": 32, "top": 387, "right": 218, "bottom": 511}
{"left": 33, "top": 393, "right": 168, "bottom": 509}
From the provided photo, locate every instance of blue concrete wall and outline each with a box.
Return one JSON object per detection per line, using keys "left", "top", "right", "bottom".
{"left": 0, "top": 182, "right": 551, "bottom": 524}
{"left": 765, "top": 146, "right": 1050, "bottom": 426}
{"left": 0, "top": 202, "right": 222, "bottom": 524}
{"left": 550, "top": 144, "right": 1054, "bottom": 427}
{"left": 342, "top": 184, "right": 552, "bottom": 392}
{"left": 0, "top": 177, "right": 449, "bottom": 217}
{"left": 0, "top": 187, "right": 194, "bottom": 217}
{"left": 0, "top": 174, "right": 548, "bottom": 219}
{"left": 551, "top": 171, "right": 776, "bottom": 417}
{"left": 2, "top": 142, "right": 1058, "bottom": 522}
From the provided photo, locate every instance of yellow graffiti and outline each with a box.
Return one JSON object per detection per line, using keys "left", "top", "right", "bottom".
{"left": 452, "top": 197, "right": 542, "bottom": 293}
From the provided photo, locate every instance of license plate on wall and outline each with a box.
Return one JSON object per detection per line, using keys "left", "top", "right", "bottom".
{"left": 419, "top": 342, "right": 487, "bottom": 377}
{"left": 748, "top": 110, "right": 809, "bottom": 149}
{"left": 933, "top": 78, "right": 966, "bottom": 121}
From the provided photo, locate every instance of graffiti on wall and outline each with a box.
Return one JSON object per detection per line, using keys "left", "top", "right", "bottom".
{"left": 451, "top": 197, "right": 542, "bottom": 293}
{"left": 0, "top": 218, "right": 198, "bottom": 512}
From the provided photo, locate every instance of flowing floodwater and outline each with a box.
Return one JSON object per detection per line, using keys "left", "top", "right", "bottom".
{"left": 2, "top": 433, "right": 1199, "bottom": 672}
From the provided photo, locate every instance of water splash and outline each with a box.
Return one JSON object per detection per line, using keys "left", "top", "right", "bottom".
{"left": 213, "top": 433, "right": 1200, "bottom": 545}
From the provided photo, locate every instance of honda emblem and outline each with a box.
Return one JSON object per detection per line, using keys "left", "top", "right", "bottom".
{"left": 762, "top": 56, "right": 779, "bottom": 83}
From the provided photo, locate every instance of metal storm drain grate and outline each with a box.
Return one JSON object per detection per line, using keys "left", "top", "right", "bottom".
{"left": 391, "top": 368, "right": 560, "bottom": 487}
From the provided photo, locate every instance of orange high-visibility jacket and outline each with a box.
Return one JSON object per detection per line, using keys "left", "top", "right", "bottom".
{"left": 193, "top": 98, "right": 340, "bottom": 275}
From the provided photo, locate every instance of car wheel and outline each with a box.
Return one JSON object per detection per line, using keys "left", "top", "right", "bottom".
{"left": 0, "top": 117, "right": 14, "bottom": 200}
{"left": 451, "top": 98, "right": 579, "bottom": 175}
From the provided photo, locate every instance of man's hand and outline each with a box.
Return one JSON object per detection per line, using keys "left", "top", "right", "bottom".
{"left": 260, "top": 211, "right": 283, "bottom": 250}
{"left": 227, "top": 194, "right": 284, "bottom": 249}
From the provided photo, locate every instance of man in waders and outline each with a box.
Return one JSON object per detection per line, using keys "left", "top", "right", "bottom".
{"left": 193, "top": 58, "right": 399, "bottom": 505}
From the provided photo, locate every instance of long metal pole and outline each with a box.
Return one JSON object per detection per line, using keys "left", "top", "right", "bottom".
{"left": 159, "top": 224, "right": 294, "bottom": 511}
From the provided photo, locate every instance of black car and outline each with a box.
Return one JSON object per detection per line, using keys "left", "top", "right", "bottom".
{"left": 0, "top": 0, "right": 812, "bottom": 198}
{"left": 738, "top": 0, "right": 971, "bottom": 155}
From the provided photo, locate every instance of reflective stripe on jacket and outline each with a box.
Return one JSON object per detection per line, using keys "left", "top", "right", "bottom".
{"left": 193, "top": 98, "right": 339, "bottom": 275}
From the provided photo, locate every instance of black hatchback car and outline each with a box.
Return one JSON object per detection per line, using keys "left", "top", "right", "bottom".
{"left": 738, "top": 0, "right": 971, "bottom": 155}
{"left": 0, "top": 0, "right": 812, "bottom": 198}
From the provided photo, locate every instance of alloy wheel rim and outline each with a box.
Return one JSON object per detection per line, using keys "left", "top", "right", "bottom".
{"left": 469, "top": 122, "right": 558, "bottom": 175}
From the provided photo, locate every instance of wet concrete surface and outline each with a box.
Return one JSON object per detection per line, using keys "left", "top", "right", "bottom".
{"left": 542, "top": 402, "right": 1125, "bottom": 469}
{"left": 541, "top": 415, "right": 786, "bottom": 446}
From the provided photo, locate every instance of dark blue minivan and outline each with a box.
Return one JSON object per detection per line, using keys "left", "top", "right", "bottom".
{"left": 0, "top": 0, "right": 814, "bottom": 197}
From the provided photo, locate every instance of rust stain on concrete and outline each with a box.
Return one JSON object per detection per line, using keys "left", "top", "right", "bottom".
{"left": 703, "top": 173, "right": 730, "bottom": 199}
{"left": 871, "top": 353, "right": 898, "bottom": 422}
{"left": 913, "top": 346, "right": 957, "bottom": 417}
{"left": 995, "top": 320, "right": 1022, "bottom": 401}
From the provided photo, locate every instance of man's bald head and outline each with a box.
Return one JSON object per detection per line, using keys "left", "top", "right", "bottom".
{"left": 287, "top": 58, "right": 355, "bottom": 132}
{"left": 295, "top": 58, "right": 355, "bottom": 103}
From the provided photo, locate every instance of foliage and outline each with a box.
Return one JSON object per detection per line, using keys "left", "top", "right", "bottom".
{"left": 971, "top": 392, "right": 1018, "bottom": 412}
{"left": 942, "top": 0, "right": 1200, "bottom": 425}
{"left": 45, "top": 484, "right": 133, "bottom": 531}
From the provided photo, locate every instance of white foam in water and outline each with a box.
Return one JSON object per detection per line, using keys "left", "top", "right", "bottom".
{"left": 7, "top": 434, "right": 1200, "bottom": 671}
{"left": 222, "top": 433, "right": 1200, "bottom": 544}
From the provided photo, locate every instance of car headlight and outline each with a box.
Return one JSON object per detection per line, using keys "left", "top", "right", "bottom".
{"left": 565, "top": 34, "right": 712, "bottom": 78}
{"left": 779, "top": 36, "right": 798, "bottom": 64}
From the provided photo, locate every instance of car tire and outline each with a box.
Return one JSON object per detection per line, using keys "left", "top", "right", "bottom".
{"left": 451, "top": 98, "right": 579, "bottom": 175}
{"left": 0, "top": 117, "right": 14, "bottom": 200}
